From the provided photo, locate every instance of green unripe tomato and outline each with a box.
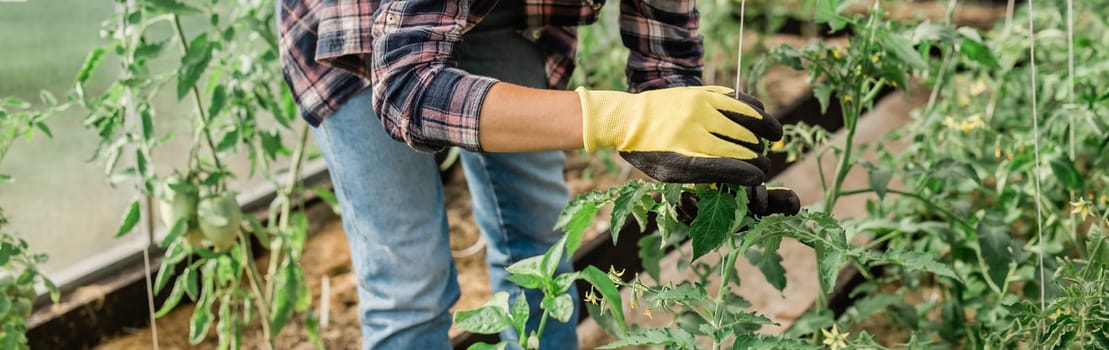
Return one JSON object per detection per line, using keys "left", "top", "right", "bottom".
{"left": 11, "top": 298, "right": 30, "bottom": 318}
{"left": 0, "top": 276, "right": 14, "bottom": 295}
{"left": 16, "top": 285, "right": 35, "bottom": 300}
{"left": 198, "top": 192, "right": 242, "bottom": 252}
{"left": 158, "top": 175, "right": 199, "bottom": 229}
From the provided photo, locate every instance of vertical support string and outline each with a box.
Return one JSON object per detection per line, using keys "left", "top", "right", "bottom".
{"left": 1005, "top": 0, "right": 1016, "bottom": 36}
{"left": 1026, "top": 0, "right": 1047, "bottom": 339}
{"left": 118, "top": 0, "right": 159, "bottom": 348}
{"left": 1066, "top": 0, "right": 1077, "bottom": 245}
{"left": 734, "top": 0, "right": 747, "bottom": 92}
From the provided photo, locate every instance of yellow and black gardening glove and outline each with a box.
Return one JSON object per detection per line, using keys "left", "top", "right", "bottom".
{"left": 577, "top": 85, "right": 781, "bottom": 185}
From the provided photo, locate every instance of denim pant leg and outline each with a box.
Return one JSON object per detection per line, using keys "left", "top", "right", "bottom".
{"left": 457, "top": 22, "right": 580, "bottom": 348}
{"left": 460, "top": 151, "right": 581, "bottom": 349}
{"left": 311, "top": 89, "right": 457, "bottom": 350}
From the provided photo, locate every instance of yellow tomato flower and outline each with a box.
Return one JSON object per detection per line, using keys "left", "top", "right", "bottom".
{"left": 643, "top": 308, "right": 653, "bottom": 320}
{"left": 871, "top": 53, "right": 881, "bottom": 63}
{"left": 832, "top": 47, "right": 842, "bottom": 60}
{"left": 771, "top": 139, "right": 786, "bottom": 151}
{"left": 608, "top": 266, "right": 625, "bottom": 284}
{"left": 1071, "top": 198, "right": 1092, "bottom": 219}
{"left": 970, "top": 78, "right": 988, "bottom": 96}
{"left": 821, "top": 324, "right": 849, "bottom": 350}
{"left": 943, "top": 114, "right": 985, "bottom": 132}
{"left": 584, "top": 289, "right": 602, "bottom": 305}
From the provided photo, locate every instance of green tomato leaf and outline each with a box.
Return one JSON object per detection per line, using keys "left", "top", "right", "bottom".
{"left": 845, "top": 293, "right": 901, "bottom": 322}
{"left": 116, "top": 200, "right": 141, "bottom": 238}
{"left": 177, "top": 33, "right": 214, "bottom": 100}
{"left": 510, "top": 291, "right": 529, "bottom": 337}
{"left": 877, "top": 30, "right": 928, "bottom": 71}
{"left": 153, "top": 259, "right": 177, "bottom": 294}
{"left": 552, "top": 272, "right": 579, "bottom": 295}
{"left": 977, "top": 211, "right": 1013, "bottom": 293}
{"left": 0, "top": 295, "right": 10, "bottom": 318}
{"left": 189, "top": 295, "right": 214, "bottom": 344}
{"left": 598, "top": 328, "right": 696, "bottom": 349}
{"left": 506, "top": 255, "right": 545, "bottom": 280}
{"left": 76, "top": 47, "right": 106, "bottom": 84}
{"left": 39, "top": 90, "right": 57, "bottom": 107}
{"left": 879, "top": 251, "right": 960, "bottom": 281}
{"left": 959, "top": 39, "right": 1000, "bottom": 69}
{"left": 745, "top": 245, "right": 787, "bottom": 292}
{"left": 542, "top": 293, "right": 575, "bottom": 323}
{"left": 540, "top": 236, "right": 566, "bottom": 279}
{"left": 184, "top": 266, "right": 199, "bottom": 301}
{"left": 689, "top": 190, "right": 736, "bottom": 261}
{"left": 867, "top": 167, "right": 892, "bottom": 200}
{"left": 207, "top": 85, "right": 227, "bottom": 119}
{"left": 155, "top": 271, "right": 189, "bottom": 317}
{"left": 611, "top": 184, "right": 648, "bottom": 244}
{"left": 140, "top": 108, "right": 154, "bottom": 142}
{"left": 1049, "top": 157, "right": 1084, "bottom": 190}
{"left": 0, "top": 174, "right": 11, "bottom": 183}
{"left": 269, "top": 260, "right": 300, "bottom": 335}
{"left": 646, "top": 282, "right": 709, "bottom": 306}
{"left": 729, "top": 188, "right": 749, "bottom": 234}
{"left": 815, "top": 242, "right": 844, "bottom": 295}
{"left": 259, "top": 129, "right": 288, "bottom": 161}
{"left": 812, "top": 0, "right": 849, "bottom": 32}
{"left": 454, "top": 292, "right": 512, "bottom": 334}
{"left": 578, "top": 265, "right": 626, "bottom": 336}
{"left": 146, "top": 0, "right": 202, "bottom": 15}
{"left": 813, "top": 84, "right": 835, "bottom": 115}
{"left": 563, "top": 200, "right": 596, "bottom": 257}
{"left": 637, "top": 234, "right": 664, "bottom": 282}
{"left": 467, "top": 342, "right": 509, "bottom": 350}
{"left": 0, "top": 329, "right": 18, "bottom": 349}
{"left": 585, "top": 299, "right": 625, "bottom": 340}
{"left": 504, "top": 274, "right": 544, "bottom": 290}
{"left": 159, "top": 219, "right": 188, "bottom": 248}
{"left": 772, "top": 44, "right": 804, "bottom": 71}
{"left": 783, "top": 309, "right": 834, "bottom": 338}
{"left": 43, "top": 277, "right": 60, "bottom": 303}
{"left": 732, "top": 334, "right": 820, "bottom": 350}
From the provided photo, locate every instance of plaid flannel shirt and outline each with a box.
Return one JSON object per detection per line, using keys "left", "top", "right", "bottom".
{"left": 278, "top": 0, "right": 703, "bottom": 152}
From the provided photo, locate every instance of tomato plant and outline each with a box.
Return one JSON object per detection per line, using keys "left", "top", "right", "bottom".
{"left": 0, "top": 92, "right": 63, "bottom": 349}
{"left": 458, "top": 0, "right": 1109, "bottom": 349}
{"left": 73, "top": 0, "right": 324, "bottom": 348}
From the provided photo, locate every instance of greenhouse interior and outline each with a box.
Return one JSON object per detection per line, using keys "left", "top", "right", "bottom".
{"left": 1, "top": 0, "right": 1107, "bottom": 349}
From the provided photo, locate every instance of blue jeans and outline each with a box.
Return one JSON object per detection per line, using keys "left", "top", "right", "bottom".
{"left": 310, "top": 27, "right": 579, "bottom": 350}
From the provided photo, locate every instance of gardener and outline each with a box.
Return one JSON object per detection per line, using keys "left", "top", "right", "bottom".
{"left": 278, "top": 0, "right": 796, "bottom": 348}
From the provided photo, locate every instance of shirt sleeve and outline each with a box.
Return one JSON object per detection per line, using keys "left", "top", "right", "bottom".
{"left": 619, "top": 0, "right": 704, "bottom": 92}
{"left": 365, "top": 0, "right": 498, "bottom": 152}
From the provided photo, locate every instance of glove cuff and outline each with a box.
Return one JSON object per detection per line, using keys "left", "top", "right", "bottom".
{"left": 576, "top": 87, "right": 630, "bottom": 152}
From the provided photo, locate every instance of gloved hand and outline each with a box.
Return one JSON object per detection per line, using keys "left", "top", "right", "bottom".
{"left": 577, "top": 85, "right": 782, "bottom": 185}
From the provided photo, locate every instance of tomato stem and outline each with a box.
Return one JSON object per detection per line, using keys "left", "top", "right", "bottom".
{"left": 171, "top": 14, "right": 225, "bottom": 191}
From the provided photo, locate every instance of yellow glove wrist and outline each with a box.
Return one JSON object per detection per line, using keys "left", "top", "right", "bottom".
{"left": 576, "top": 85, "right": 769, "bottom": 160}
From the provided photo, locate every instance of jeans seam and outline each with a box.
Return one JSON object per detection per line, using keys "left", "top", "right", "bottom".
{"left": 318, "top": 123, "right": 368, "bottom": 256}
{"left": 475, "top": 154, "right": 513, "bottom": 264}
